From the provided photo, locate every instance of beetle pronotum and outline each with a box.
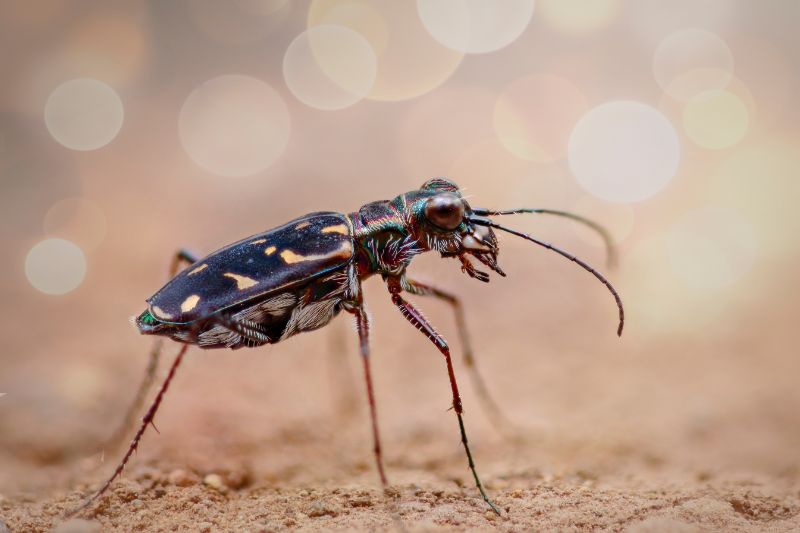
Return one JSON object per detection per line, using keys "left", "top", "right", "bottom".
{"left": 70, "top": 177, "right": 623, "bottom": 516}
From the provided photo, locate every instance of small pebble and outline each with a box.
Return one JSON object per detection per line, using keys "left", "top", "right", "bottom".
{"left": 203, "top": 474, "right": 227, "bottom": 492}
{"left": 308, "top": 500, "right": 339, "bottom": 518}
{"left": 198, "top": 521, "right": 213, "bottom": 533}
{"left": 168, "top": 469, "right": 197, "bottom": 487}
{"left": 484, "top": 510, "right": 497, "bottom": 521}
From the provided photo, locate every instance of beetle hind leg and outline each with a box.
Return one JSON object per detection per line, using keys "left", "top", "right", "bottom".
{"left": 103, "top": 249, "right": 199, "bottom": 452}
{"left": 345, "top": 304, "right": 389, "bottom": 487}
{"left": 68, "top": 345, "right": 189, "bottom": 518}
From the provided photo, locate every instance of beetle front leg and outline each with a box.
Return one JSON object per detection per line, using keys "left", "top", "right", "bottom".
{"left": 345, "top": 304, "right": 389, "bottom": 488}
{"left": 104, "top": 249, "right": 199, "bottom": 451}
{"left": 400, "top": 277, "right": 518, "bottom": 435}
{"left": 387, "top": 278, "right": 501, "bottom": 515}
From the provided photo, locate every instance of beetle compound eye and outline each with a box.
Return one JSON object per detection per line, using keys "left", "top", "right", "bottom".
{"left": 424, "top": 193, "right": 465, "bottom": 230}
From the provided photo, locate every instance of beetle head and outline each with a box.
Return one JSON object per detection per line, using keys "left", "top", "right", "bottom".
{"left": 409, "top": 178, "right": 504, "bottom": 282}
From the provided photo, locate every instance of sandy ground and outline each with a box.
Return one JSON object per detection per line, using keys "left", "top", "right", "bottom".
{"left": 2, "top": 260, "right": 799, "bottom": 532}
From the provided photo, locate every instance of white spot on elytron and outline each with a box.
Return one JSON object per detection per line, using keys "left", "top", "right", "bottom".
{"left": 295, "top": 221, "right": 310, "bottom": 230}
{"left": 568, "top": 101, "right": 680, "bottom": 203}
{"left": 224, "top": 272, "right": 259, "bottom": 289}
{"left": 152, "top": 306, "right": 173, "bottom": 320}
{"left": 280, "top": 241, "right": 352, "bottom": 264}
{"left": 45, "top": 78, "right": 124, "bottom": 151}
{"left": 25, "top": 238, "right": 87, "bottom": 295}
{"left": 416, "top": 0, "right": 535, "bottom": 54}
{"left": 321, "top": 224, "right": 348, "bottom": 235}
{"left": 264, "top": 245, "right": 277, "bottom": 255}
{"left": 188, "top": 263, "right": 208, "bottom": 275}
{"left": 180, "top": 294, "right": 201, "bottom": 313}
{"left": 250, "top": 238, "right": 267, "bottom": 245}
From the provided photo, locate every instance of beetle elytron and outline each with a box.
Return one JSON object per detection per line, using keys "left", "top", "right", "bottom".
{"left": 72, "top": 177, "right": 624, "bottom": 516}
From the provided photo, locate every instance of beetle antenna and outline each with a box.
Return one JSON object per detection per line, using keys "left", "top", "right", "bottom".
{"left": 470, "top": 218, "right": 624, "bottom": 336}
{"left": 472, "top": 208, "right": 617, "bottom": 268}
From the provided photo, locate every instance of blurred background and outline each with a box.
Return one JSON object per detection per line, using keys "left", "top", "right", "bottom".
{"left": 1, "top": 0, "right": 798, "bottom": 524}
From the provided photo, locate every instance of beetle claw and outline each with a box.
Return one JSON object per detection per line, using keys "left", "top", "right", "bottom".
{"left": 458, "top": 254, "right": 491, "bottom": 282}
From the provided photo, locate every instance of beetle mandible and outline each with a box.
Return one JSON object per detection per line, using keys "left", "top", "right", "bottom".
{"left": 71, "top": 177, "right": 624, "bottom": 516}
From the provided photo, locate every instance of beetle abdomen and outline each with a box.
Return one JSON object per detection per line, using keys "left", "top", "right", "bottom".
{"left": 147, "top": 212, "right": 353, "bottom": 324}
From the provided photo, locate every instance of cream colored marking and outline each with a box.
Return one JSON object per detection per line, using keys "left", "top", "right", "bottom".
{"left": 250, "top": 238, "right": 267, "bottom": 245}
{"left": 321, "top": 224, "right": 348, "bottom": 235}
{"left": 223, "top": 272, "right": 259, "bottom": 290}
{"left": 295, "top": 221, "right": 310, "bottom": 229}
{"left": 180, "top": 294, "right": 201, "bottom": 313}
{"left": 280, "top": 241, "right": 352, "bottom": 264}
{"left": 264, "top": 245, "right": 277, "bottom": 256}
{"left": 188, "top": 263, "right": 208, "bottom": 276}
{"left": 152, "top": 306, "right": 173, "bottom": 320}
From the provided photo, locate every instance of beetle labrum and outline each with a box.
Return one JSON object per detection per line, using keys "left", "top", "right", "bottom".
{"left": 72, "top": 177, "right": 624, "bottom": 516}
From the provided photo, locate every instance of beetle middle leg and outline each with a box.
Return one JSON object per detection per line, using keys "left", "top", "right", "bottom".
{"left": 104, "top": 249, "right": 198, "bottom": 451}
{"left": 400, "top": 277, "right": 519, "bottom": 435}
{"left": 387, "top": 277, "right": 501, "bottom": 515}
{"left": 345, "top": 304, "right": 389, "bottom": 487}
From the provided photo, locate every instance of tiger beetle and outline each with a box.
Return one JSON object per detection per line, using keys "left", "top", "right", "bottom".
{"left": 70, "top": 177, "right": 624, "bottom": 516}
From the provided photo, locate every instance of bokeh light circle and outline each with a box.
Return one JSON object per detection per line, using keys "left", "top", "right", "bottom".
{"left": 625, "top": 234, "right": 723, "bottom": 335}
{"left": 43, "top": 198, "right": 107, "bottom": 251}
{"left": 416, "top": 0, "right": 535, "bottom": 54}
{"left": 682, "top": 90, "right": 749, "bottom": 150}
{"left": 666, "top": 207, "right": 757, "bottom": 290}
{"left": 653, "top": 28, "right": 734, "bottom": 102}
{"left": 308, "top": 0, "right": 463, "bottom": 101}
{"left": 538, "top": 0, "right": 619, "bottom": 33}
{"left": 44, "top": 78, "right": 124, "bottom": 151}
{"left": 711, "top": 142, "right": 800, "bottom": 256}
{"left": 25, "top": 238, "right": 87, "bottom": 295}
{"left": 283, "top": 25, "right": 377, "bottom": 110}
{"left": 493, "top": 73, "right": 588, "bottom": 163}
{"left": 178, "top": 75, "right": 291, "bottom": 177}
{"left": 568, "top": 101, "right": 680, "bottom": 203}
